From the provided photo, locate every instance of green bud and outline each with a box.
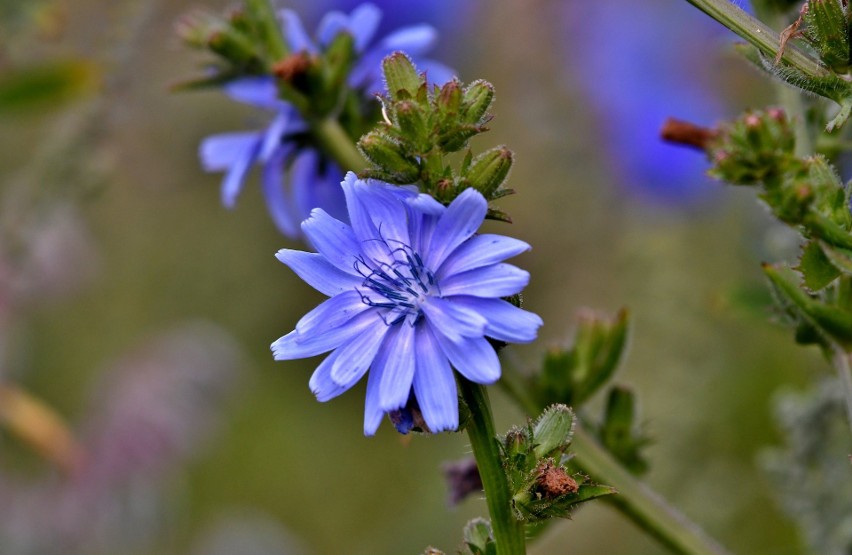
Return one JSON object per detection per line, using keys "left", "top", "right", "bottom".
{"left": 208, "top": 28, "right": 260, "bottom": 68}
{"left": 462, "top": 518, "right": 495, "bottom": 555}
{"left": 358, "top": 131, "right": 421, "bottom": 183}
{"left": 382, "top": 52, "right": 421, "bottom": 101}
{"left": 394, "top": 100, "right": 430, "bottom": 152}
{"left": 532, "top": 404, "right": 575, "bottom": 459}
{"left": 461, "top": 79, "right": 495, "bottom": 125}
{"left": 175, "top": 11, "right": 225, "bottom": 49}
{"left": 464, "top": 145, "right": 513, "bottom": 197}
{"left": 598, "top": 386, "right": 650, "bottom": 476}
{"left": 707, "top": 108, "right": 796, "bottom": 186}
{"left": 803, "top": 0, "right": 850, "bottom": 72}
{"left": 438, "top": 124, "right": 483, "bottom": 153}
{"left": 436, "top": 79, "right": 463, "bottom": 118}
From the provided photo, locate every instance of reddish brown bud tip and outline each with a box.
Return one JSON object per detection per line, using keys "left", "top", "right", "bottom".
{"left": 660, "top": 117, "right": 717, "bottom": 151}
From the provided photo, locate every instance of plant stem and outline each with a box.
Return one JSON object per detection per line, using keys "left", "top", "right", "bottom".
{"left": 497, "top": 364, "right": 730, "bottom": 555}
{"left": 682, "top": 0, "right": 829, "bottom": 79}
{"left": 308, "top": 116, "right": 369, "bottom": 174}
{"left": 571, "top": 427, "right": 731, "bottom": 555}
{"left": 830, "top": 346, "right": 852, "bottom": 435}
{"left": 458, "top": 379, "right": 526, "bottom": 555}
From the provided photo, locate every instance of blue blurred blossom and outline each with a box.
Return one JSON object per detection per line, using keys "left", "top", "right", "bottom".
{"left": 272, "top": 175, "right": 542, "bottom": 435}
{"left": 563, "top": 1, "right": 732, "bottom": 204}
{"left": 200, "top": 3, "right": 454, "bottom": 238}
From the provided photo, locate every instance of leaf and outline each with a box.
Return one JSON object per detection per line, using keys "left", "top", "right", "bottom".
{"left": 796, "top": 240, "right": 840, "bottom": 291}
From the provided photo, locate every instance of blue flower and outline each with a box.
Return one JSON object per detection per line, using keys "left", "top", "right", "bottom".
{"left": 200, "top": 3, "right": 454, "bottom": 238}
{"left": 271, "top": 174, "right": 542, "bottom": 435}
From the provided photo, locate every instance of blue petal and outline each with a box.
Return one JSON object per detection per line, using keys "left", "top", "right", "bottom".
{"left": 330, "top": 323, "right": 389, "bottom": 387}
{"left": 301, "top": 209, "right": 363, "bottom": 274}
{"left": 379, "top": 25, "right": 437, "bottom": 54}
{"left": 363, "top": 350, "right": 386, "bottom": 435}
{"left": 317, "top": 11, "right": 348, "bottom": 46}
{"left": 420, "top": 296, "right": 487, "bottom": 342}
{"left": 432, "top": 331, "right": 500, "bottom": 384}
{"left": 342, "top": 174, "right": 411, "bottom": 263}
{"left": 259, "top": 110, "right": 292, "bottom": 162}
{"left": 224, "top": 76, "right": 281, "bottom": 110}
{"left": 271, "top": 310, "right": 377, "bottom": 360}
{"left": 440, "top": 263, "right": 530, "bottom": 298}
{"left": 294, "top": 290, "right": 368, "bottom": 337}
{"left": 200, "top": 132, "right": 261, "bottom": 172}
{"left": 309, "top": 349, "right": 349, "bottom": 402}
{"left": 275, "top": 250, "right": 361, "bottom": 296}
{"left": 450, "top": 296, "right": 543, "bottom": 344}
{"left": 425, "top": 188, "right": 487, "bottom": 269}
{"left": 262, "top": 145, "right": 301, "bottom": 238}
{"left": 412, "top": 324, "right": 458, "bottom": 432}
{"left": 280, "top": 9, "right": 317, "bottom": 53}
{"left": 220, "top": 136, "right": 262, "bottom": 208}
{"left": 348, "top": 3, "right": 382, "bottom": 52}
{"left": 437, "top": 234, "right": 531, "bottom": 278}
{"left": 291, "top": 149, "right": 322, "bottom": 224}
{"left": 376, "top": 322, "right": 416, "bottom": 411}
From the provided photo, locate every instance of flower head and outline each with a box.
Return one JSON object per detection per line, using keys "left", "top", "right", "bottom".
{"left": 272, "top": 174, "right": 542, "bottom": 435}
{"left": 200, "top": 3, "right": 454, "bottom": 238}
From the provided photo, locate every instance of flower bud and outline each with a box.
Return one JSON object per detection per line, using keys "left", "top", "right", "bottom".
{"left": 382, "top": 52, "right": 421, "bottom": 101}
{"left": 358, "top": 131, "right": 421, "bottom": 183}
{"left": 464, "top": 145, "right": 513, "bottom": 197}
{"left": 461, "top": 79, "right": 495, "bottom": 126}
{"left": 532, "top": 404, "right": 574, "bottom": 459}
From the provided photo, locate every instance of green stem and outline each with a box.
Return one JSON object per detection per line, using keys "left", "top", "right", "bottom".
{"left": 308, "top": 116, "right": 368, "bottom": 174}
{"left": 683, "top": 0, "right": 829, "bottom": 78}
{"left": 497, "top": 365, "right": 730, "bottom": 555}
{"left": 458, "top": 379, "right": 526, "bottom": 555}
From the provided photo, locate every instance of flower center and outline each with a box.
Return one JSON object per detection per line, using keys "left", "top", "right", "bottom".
{"left": 354, "top": 244, "right": 439, "bottom": 326}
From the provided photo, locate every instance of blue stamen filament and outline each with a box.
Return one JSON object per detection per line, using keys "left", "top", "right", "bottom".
{"left": 354, "top": 241, "right": 439, "bottom": 326}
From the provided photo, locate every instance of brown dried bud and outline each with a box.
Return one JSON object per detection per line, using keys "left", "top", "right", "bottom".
{"left": 660, "top": 117, "right": 717, "bottom": 151}
{"left": 534, "top": 460, "right": 578, "bottom": 499}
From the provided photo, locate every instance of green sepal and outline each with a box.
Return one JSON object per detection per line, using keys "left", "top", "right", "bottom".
{"left": 461, "top": 79, "right": 495, "bottom": 126}
{"left": 511, "top": 477, "right": 617, "bottom": 522}
{"left": 461, "top": 518, "right": 496, "bottom": 555}
{"left": 820, "top": 242, "right": 852, "bottom": 274}
{"left": 797, "top": 240, "right": 841, "bottom": 291}
{"left": 532, "top": 308, "right": 630, "bottom": 409}
{"left": 382, "top": 52, "right": 422, "bottom": 102}
{"left": 597, "top": 386, "right": 651, "bottom": 476}
{"left": 764, "top": 263, "right": 852, "bottom": 348}
{"left": 532, "top": 404, "right": 575, "bottom": 459}
{"left": 803, "top": 0, "right": 850, "bottom": 72}
{"left": 464, "top": 146, "right": 513, "bottom": 198}
{"left": 357, "top": 130, "right": 421, "bottom": 183}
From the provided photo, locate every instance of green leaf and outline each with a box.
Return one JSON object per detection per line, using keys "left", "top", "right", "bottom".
{"left": 797, "top": 240, "right": 841, "bottom": 291}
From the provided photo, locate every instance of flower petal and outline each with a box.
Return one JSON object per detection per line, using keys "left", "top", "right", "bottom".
{"left": 280, "top": 9, "right": 317, "bottom": 53}
{"left": 330, "top": 323, "right": 389, "bottom": 387}
{"left": 262, "top": 146, "right": 301, "bottom": 238}
{"left": 432, "top": 331, "right": 500, "bottom": 384}
{"left": 420, "top": 296, "right": 487, "bottom": 342}
{"left": 220, "top": 136, "right": 262, "bottom": 208}
{"left": 301, "top": 209, "right": 363, "bottom": 274}
{"left": 317, "top": 11, "right": 348, "bottom": 46}
{"left": 342, "top": 174, "right": 410, "bottom": 263}
{"left": 291, "top": 149, "right": 322, "bottom": 224}
{"left": 437, "top": 234, "right": 531, "bottom": 278}
{"left": 440, "top": 263, "right": 530, "bottom": 298}
{"left": 309, "top": 349, "right": 349, "bottom": 402}
{"left": 199, "top": 132, "right": 260, "bottom": 172}
{"left": 259, "top": 110, "right": 292, "bottom": 162}
{"left": 376, "top": 323, "right": 416, "bottom": 411}
{"left": 363, "top": 353, "right": 386, "bottom": 436}
{"left": 294, "top": 290, "right": 368, "bottom": 337}
{"left": 271, "top": 310, "right": 377, "bottom": 360}
{"left": 412, "top": 324, "right": 458, "bottom": 432}
{"left": 347, "top": 3, "right": 382, "bottom": 52}
{"left": 379, "top": 25, "right": 437, "bottom": 54}
{"left": 450, "top": 296, "right": 543, "bottom": 344}
{"left": 224, "top": 76, "right": 280, "bottom": 110}
{"left": 425, "top": 188, "right": 487, "bottom": 269}
{"left": 275, "top": 250, "right": 360, "bottom": 297}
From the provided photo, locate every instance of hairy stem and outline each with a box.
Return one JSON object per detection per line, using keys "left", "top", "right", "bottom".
{"left": 497, "top": 364, "right": 730, "bottom": 555}
{"left": 458, "top": 379, "right": 526, "bottom": 555}
{"left": 683, "top": 0, "right": 828, "bottom": 79}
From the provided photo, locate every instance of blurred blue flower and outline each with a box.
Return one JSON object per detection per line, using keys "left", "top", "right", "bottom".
{"left": 271, "top": 174, "right": 542, "bottom": 435}
{"left": 200, "top": 3, "right": 454, "bottom": 238}
{"left": 563, "top": 1, "right": 731, "bottom": 204}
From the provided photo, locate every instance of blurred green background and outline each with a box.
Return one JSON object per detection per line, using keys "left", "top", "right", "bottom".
{"left": 0, "top": 0, "right": 828, "bottom": 553}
